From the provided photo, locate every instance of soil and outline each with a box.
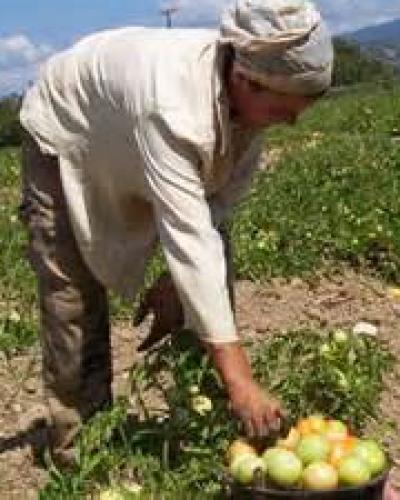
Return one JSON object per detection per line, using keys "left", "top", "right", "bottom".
{"left": 0, "top": 269, "right": 399, "bottom": 499}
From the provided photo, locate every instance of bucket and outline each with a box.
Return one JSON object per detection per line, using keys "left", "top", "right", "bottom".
{"left": 225, "top": 471, "right": 388, "bottom": 500}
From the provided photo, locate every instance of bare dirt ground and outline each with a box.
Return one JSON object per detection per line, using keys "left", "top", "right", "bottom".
{"left": 0, "top": 269, "right": 399, "bottom": 498}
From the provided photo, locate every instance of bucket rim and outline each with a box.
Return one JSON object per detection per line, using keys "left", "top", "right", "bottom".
{"left": 227, "top": 470, "right": 389, "bottom": 496}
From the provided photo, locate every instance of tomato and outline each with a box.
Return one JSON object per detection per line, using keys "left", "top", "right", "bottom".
{"left": 338, "top": 456, "right": 371, "bottom": 486}
{"left": 277, "top": 427, "right": 301, "bottom": 450}
{"left": 296, "top": 434, "right": 331, "bottom": 465}
{"left": 226, "top": 439, "right": 257, "bottom": 464}
{"left": 329, "top": 437, "right": 357, "bottom": 468}
{"left": 264, "top": 448, "right": 302, "bottom": 487}
{"left": 302, "top": 461, "right": 339, "bottom": 490}
{"left": 333, "top": 329, "right": 349, "bottom": 344}
{"left": 190, "top": 394, "right": 212, "bottom": 415}
{"left": 262, "top": 447, "right": 281, "bottom": 466}
{"left": 230, "top": 453, "right": 265, "bottom": 485}
{"left": 297, "top": 418, "right": 313, "bottom": 436}
{"left": 99, "top": 489, "right": 124, "bottom": 500}
{"left": 319, "top": 342, "right": 332, "bottom": 357}
{"left": 325, "top": 419, "right": 348, "bottom": 442}
{"left": 308, "top": 414, "right": 328, "bottom": 434}
{"left": 352, "top": 440, "right": 387, "bottom": 476}
{"left": 99, "top": 483, "right": 142, "bottom": 499}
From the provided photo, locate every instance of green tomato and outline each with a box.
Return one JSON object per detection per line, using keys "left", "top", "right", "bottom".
{"left": 264, "top": 448, "right": 302, "bottom": 487}
{"left": 121, "top": 482, "right": 143, "bottom": 495}
{"left": 296, "top": 435, "right": 331, "bottom": 465}
{"left": 319, "top": 342, "right": 332, "bottom": 357}
{"left": 230, "top": 453, "right": 265, "bottom": 485}
{"left": 99, "top": 483, "right": 142, "bottom": 500}
{"left": 325, "top": 419, "right": 348, "bottom": 442}
{"left": 99, "top": 488, "right": 124, "bottom": 500}
{"left": 352, "top": 440, "right": 387, "bottom": 476}
{"left": 302, "top": 461, "right": 339, "bottom": 490}
{"left": 338, "top": 456, "right": 371, "bottom": 486}
{"left": 262, "top": 447, "right": 282, "bottom": 469}
{"left": 333, "top": 329, "right": 349, "bottom": 344}
{"left": 191, "top": 394, "right": 212, "bottom": 415}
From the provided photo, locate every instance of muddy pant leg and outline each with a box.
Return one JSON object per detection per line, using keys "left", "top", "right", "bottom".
{"left": 19, "top": 134, "right": 112, "bottom": 466}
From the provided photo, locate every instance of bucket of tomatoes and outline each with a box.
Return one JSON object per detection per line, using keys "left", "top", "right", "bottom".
{"left": 225, "top": 414, "right": 389, "bottom": 499}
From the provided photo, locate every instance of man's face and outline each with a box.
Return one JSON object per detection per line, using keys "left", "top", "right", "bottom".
{"left": 228, "top": 69, "right": 318, "bottom": 129}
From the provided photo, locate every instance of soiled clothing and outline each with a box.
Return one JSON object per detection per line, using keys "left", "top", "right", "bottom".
{"left": 20, "top": 27, "right": 263, "bottom": 343}
{"left": 20, "top": 132, "right": 112, "bottom": 466}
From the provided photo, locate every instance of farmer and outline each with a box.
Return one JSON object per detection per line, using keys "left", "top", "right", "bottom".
{"left": 19, "top": 0, "right": 332, "bottom": 469}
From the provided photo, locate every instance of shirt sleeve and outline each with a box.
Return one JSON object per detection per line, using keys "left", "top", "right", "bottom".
{"left": 136, "top": 114, "right": 238, "bottom": 344}
{"left": 209, "top": 134, "right": 263, "bottom": 227}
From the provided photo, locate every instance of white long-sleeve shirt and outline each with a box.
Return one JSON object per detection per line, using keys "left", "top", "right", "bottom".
{"left": 20, "top": 27, "right": 263, "bottom": 343}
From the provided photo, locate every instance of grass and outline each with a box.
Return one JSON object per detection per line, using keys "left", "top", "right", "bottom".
{"left": 0, "top": 147, "right": 37, "bottom": 353}
{"left": 232, "top": 85, "right": 400, "bottom": 282}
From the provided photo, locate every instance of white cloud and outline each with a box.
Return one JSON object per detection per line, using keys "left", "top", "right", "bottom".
{"left": 0, "top": 34, "right": 53, "bottom": 96}
{"left": 0, "top": 34, "right": 52, "bottom": 70}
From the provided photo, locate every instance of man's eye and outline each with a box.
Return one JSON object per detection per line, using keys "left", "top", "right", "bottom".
{"left": 248, "top": 80, "right": 266, "bottom": 93}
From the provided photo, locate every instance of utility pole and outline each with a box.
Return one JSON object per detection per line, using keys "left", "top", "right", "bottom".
{"left": 160, "top": 2, "right": 179, "bottom": 28}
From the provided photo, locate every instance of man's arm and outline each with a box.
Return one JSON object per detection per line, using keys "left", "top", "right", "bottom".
{"left": 135, "top": 116, "right": 284, "bottom": 436}
{"left": 207, "top": 342, "right": 284, "bottom": 437}
{"left": 136, "top": 223, "right": 233, "bottom": 351}
{"left": 136, "top": 115, "right": 237, "bottom": 344}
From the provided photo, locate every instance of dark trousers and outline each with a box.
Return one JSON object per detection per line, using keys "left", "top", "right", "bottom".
{"left": 19, "top": 133, "right": 112, "bottom": 466}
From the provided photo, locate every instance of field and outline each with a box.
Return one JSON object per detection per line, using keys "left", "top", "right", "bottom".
{"left": 0, "top": 84, "right": 399, "bottom": 498}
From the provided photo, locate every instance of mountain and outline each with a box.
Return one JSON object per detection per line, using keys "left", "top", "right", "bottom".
{"left": 344, "top": 19, "right": 400, "bottom": 71}
{"left": 347, "top": 19, "right": 400, "bottom": 44}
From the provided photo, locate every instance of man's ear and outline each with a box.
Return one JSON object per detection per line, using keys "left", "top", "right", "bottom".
{"left": 231, "top": 62, "right": 247, "bottom": 82}
{"left": 230, "top": 63, "right": 251, "bottom": 94}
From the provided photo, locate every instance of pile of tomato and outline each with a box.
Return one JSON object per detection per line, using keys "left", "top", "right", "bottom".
{"left": 228, "top": 414, "right": 387, "bottom": 490}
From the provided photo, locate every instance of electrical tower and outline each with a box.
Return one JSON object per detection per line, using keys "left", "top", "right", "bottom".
{"left": 160, "top": 2, "right": 179, "bottom": 28}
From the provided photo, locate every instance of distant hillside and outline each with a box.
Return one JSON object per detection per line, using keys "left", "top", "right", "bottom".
{"left": 349, "top": 18, "right": 400, "bottom": 44}
{"left": 332, "top": 37, "right": 398, "bottom": 86}
{"left": 345, "top": 19, "right": 400, "bottom": 70}
{"left": 0, "top": 95, "right": 22, "bottom": 147}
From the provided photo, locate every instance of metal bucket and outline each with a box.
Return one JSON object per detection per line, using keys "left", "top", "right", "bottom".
{"left": 225, "top": 471, "right": 388, "bottom": 500}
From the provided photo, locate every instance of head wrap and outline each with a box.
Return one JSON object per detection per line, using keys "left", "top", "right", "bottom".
{"left": 219, "top": 0, "right": 333, "bottom": 96}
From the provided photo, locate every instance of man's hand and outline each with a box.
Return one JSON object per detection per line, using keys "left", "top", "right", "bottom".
{"left": 228, "top": 378, "right": 283, "bottom": 438}
{"left": 207, "top": 342, "right": 285, "bottom": 438}
{"left": 134, "top": 273, "right": 184, "bottom": 351}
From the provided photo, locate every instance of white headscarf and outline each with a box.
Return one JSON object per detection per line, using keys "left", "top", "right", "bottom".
{"left": 219, "top": 0, "right": 333, "bottom": 96}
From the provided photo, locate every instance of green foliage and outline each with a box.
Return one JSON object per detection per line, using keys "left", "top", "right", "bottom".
{"left": 0, "top": 148, "right": 37, "bottom": 353}
{"left": 333, "top": 38, "right": 398, "bottom": 86}
{"left": 251, "top": 329, "right": 394, "bottom": 432}
{"left": 232, "top": 85, "right": 400, "bottom": 283}
{"left": 0, "top": 95, "right": 22, "bottom": 147}
{"left": 40, "top": 329, "right": 394, "bottom": 497}
{"left": 41, "top": 334, "right": 236, "bottom": 498}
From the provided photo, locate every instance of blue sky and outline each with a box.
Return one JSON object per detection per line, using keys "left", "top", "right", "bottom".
{"left": 1, "top": 0, "right": 400, "bottom": 96}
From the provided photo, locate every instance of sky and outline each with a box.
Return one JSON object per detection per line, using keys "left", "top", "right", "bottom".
{"left": 1, "top": 0, "right": 400, "bottom": 96}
